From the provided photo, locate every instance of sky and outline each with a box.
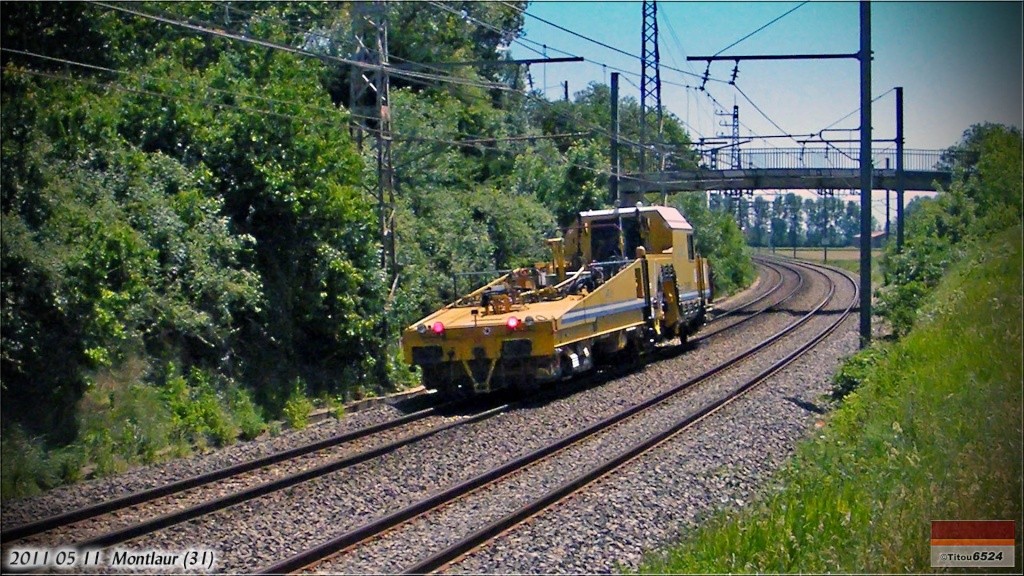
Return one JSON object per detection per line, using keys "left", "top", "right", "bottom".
{"left": 513, "top": 1, "right": 1023, "bottom": 153}
{"left": 511, "top": 1, "right": 1022, "bottom": 225}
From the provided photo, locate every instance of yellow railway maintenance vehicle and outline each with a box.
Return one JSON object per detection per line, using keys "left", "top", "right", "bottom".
{"left": 401, "top": 205, "right": 711, "bottom": 397}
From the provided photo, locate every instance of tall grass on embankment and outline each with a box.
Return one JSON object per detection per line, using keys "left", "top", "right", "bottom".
{"left": 640, "top": 225, "right": 1022, "bottom": 573}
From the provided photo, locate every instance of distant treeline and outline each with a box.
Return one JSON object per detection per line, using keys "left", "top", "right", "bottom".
{"left": 708, "top": 193, "right": 879, "bottom": 248}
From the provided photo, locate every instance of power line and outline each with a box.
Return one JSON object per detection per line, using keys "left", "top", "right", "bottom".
{"left": 102, "top": 1, "right": 598, "bottom": 148}
{"left": 818, "top": 87, "right": 895, "bottom": 133}
{"left": 5, "top": 63, "right": 628, "bottom": 199}
{"left": 712, "top": 2, "right": 809, "bottom": 57}
{"left": 393, "top": 132, "right": 590, "bottom": 145}
{"left": 2, "top": 66, "right": 329, "bottom": 125}
{"left": 93, "top": 2, "right": 702, "bottom": 178}
{"left": 732, "top": 83, "right": 790, "bottom": 138}
{"left": 93, "top": 1, "right": 515, "bottom": 94}
{"left": 421, "top": 3, "right": 849, "bottom": 161}
{"left": 1, "top": 47, "right": 346, "bottom": 119}
{"left": 424, "top": 0, "right": 731, "bottom": 146}
{"left": 660, "top": 12, "right": 704, "bottom": 83}
{"left": 504, "top": 1, "right": 730, "bottom": 84}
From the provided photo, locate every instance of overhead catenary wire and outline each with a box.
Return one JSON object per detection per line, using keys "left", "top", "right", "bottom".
{"left": 816, "top": 87, "right": 896, "bottom": 134}
{"left": 208, "top": 0, "right": 671, "bottom": 155}
{"left": 1, "top": 47, "right": 347, "bottom": 120}
{"left": 101, "top": 0, "right": 644, "bottom": 168}
{"left": 92, "top": 1, "right": 516, "bottom": 94}
{"left": 89, "top": 1, "right": 714, "bottom": 179}
{"left": 712, "top": 2, "right": 809, "bottom": 57}
{"left": 406, "top": 3, "right": 699, "bottom": 154}
{"left": 2, "top": 49, "right": 612, "bottom": 180}
{"left": 505, "top": 1, "right": 729, "bottom": 84}
{"left": 96, "top": 1, "right": 605, "bottom": 145}
{"left": 420, "top": 0, "right": 736, "bottom": 148}
{"left": 14, "top": 0, "right": 929, "bottom": 223}
{"left": 5, "top": 66, "right": 628, "bottom": 192}
{"left": 732, "top": 83, "right": 791, "bottom": 140}
{"left": 222, "top": 1, "right": 891, "bottom": 176}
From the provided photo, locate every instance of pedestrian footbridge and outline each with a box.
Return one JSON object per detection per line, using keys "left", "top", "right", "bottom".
{"left": 621, "top": 147, "right": 954, "bottom": 193}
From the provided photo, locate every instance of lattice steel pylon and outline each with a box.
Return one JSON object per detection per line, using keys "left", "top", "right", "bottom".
{"left": 638, "top": 0, "right": 663, "bottom": 184}
{"left": 728, "top": 104, "right": 740, "bottom": 170}
{"left": 716, "top": 102, "right": 746, "bottom": 228}
{"left": 714, "top": 103, "right": 741, "bottom": 170}
{"left": 349, "top": 1, "right": 396, "bottom": 283}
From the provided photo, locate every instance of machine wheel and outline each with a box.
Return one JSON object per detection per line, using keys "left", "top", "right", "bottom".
{"left": 438, "top": 380, "right": 470, "bottom": 400}
{"left": 622, "top": 331, "right": 647, "bottom": 369}
{"left": 514, "top": 375, "right": 542, "bottom": 395}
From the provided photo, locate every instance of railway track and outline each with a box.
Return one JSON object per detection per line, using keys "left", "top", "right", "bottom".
{"left": 2, "top": 259, "right": 782, "bottom": 545}
{"left": 691, "top": 258, "right": 795, "bottom": 342}
{"left": 260, "top": 260, "right": 855, "bottom": 573}
{"left": 0, "top": 398, "right": 511, "bottom": 548}
{"left": 419, "top": 260, "right": 858, "bottom": 574}
{"left": 1, "top": 259, "right": 821, "bottom": 573}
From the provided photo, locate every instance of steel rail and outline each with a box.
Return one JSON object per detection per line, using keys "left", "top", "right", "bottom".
{"left": 692, "top": 259, "right": 797, "bottom": 342}
{"left": 6, "top": 264, "right": 790, "bottom": 549}
{"left": 707, "top": 258, "right": 787, "bottom": 321}
{"left": 404, "top": 263, "right": 857, "bottom": 574}
{"left": 66, "top": 404, "right": 511, "bottom": 549}
{"left": 258, "top": 261, "right": 832, "bottom": 574}
{"left": 1, "top": 399, "right": 451, "bottom": 543}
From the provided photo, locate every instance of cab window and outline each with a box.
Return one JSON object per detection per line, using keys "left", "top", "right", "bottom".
{"left": 686, "top": 234, "right": 695, "bottom": 260}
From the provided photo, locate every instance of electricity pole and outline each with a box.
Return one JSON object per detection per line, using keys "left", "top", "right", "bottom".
{"left": 350, "top": 0, "right": 395, "bottom": 284}
{"left": 610, "top": 72, "right": 620, "bottom": 204}
{"left": 895, "top": 86, "right": 905, "bottom": 251}
{"left": 350, "top": 0, "right": 395, "bottom": 385}
{"left": 858, "top": 0, "right": 872, "bottom": 346}
{"left": 636, "top": 0, "right": 664, "bottom": 207}
{"left": 689, "top": 0, "right": 875, "bottom": 346}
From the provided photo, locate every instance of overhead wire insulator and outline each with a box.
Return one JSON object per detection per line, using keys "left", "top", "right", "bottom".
{"left": 730, "top": 60, "right": 739, "bottom": 85}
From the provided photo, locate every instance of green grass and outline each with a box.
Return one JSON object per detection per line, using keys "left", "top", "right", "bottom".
{"left": 640, "top": 226, "right": 1022, "bottom": 573}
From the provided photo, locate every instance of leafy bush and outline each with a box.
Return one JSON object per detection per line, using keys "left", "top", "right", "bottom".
{"left": 831, "top": 347, "right": 886, "bottom": 400}
{"left": 876, "top": 124, "right": 1021, "bottom": 336}
{"left": 282, "top": 383, "right": 314, "bottom": 430}
{"left": 75, "top": 357, "right": 175, "bottom": 472}
{"left": 322, "top": 395, "right": 347, "bottom": 421}
{"left": 1, "top": 427, "right": 58, "bottom": 500}
{"left": 672, "top": 192, "right": 756, "bottom": 296}
{"left": 161, "top": 365, "right": 242, "bottom": 449}
{"left": 229, "top": 386, "right": 267, "bottom": 440}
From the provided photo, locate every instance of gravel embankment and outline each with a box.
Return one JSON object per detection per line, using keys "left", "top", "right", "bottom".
{"left": 1, "top": 395, "right": 428, "bottom": 527}
{"left": 448, "top": 265, "right": 859, "bottom": 573}
{"left": 3, "top": 262, "right": 849, "bottom": 575}
{"left": 315, "top": 265, "right": 854, "bottom": 573}
{"left": 5, "top": 409, "right": 483, "bottom": 549}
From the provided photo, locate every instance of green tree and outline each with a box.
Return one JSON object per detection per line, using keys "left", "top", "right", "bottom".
{"left": 876, "top": 123, "right": 1022, "bottom": 336}
{"left": 748, "top": 196, "right": 770, "bottom": 247}
{"left": 1, "top": 2, "right": 386, "bottom": 445}
{"left": 673, "top": 193, "right": 755, "bottom": 296}
{"left": 838, "top": 200, "right": 860, "bottom": 246}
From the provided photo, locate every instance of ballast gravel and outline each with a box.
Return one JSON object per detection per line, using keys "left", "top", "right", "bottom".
{"left": 316, "top": 264, "right": 855, "bottom": 573}
{"left": 1, "top": 395, "right": 424, "bottom": 527}
{"left": 1, "top": 262, "right": 856, "bottom": 575}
